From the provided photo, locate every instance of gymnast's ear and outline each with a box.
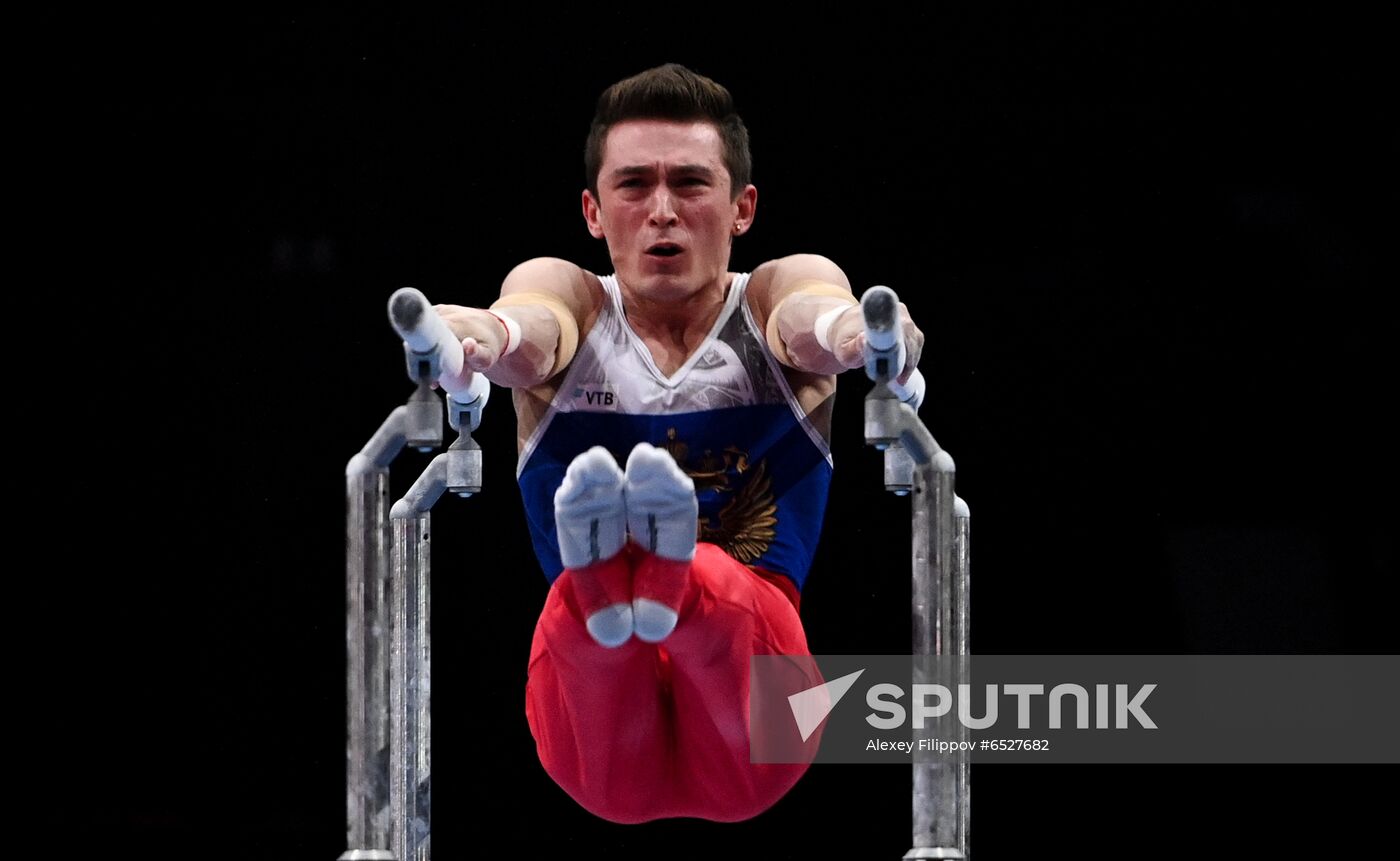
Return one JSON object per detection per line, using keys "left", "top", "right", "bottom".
{"left": 732, "top": 183, "right": 757, "bottom": 236}
{"left": 582, "top": 190, "right": 605, "bottom": 239}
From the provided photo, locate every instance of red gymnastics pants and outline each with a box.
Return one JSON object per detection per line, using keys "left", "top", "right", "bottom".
{"left": 525, "top": 541, "right": 821, "bottom": 823}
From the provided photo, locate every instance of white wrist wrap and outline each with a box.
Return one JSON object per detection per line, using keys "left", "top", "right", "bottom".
{"left": 492, "top": 310, "right": 522, "bottom": 356}
{"left": 813, "top": 304, "right": 853, "bottom": 353}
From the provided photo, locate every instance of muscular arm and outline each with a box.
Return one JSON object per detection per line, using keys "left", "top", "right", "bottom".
{"left": 749, "top": 253, "right": 923, "bottom": 382}
{"left": 433, "top": 257, "right": 598, "bottom": 389}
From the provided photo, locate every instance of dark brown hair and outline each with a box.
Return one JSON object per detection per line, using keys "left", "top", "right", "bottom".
{"left": 585, "top": 64, "right": 752, "bottom": 200}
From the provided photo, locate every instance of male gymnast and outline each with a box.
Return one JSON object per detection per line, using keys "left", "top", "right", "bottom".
{"left": 434, "top": 63, "right": 924, "bottom": 823}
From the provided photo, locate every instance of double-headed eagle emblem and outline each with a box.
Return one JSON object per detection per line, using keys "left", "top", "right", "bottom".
{"left": 660, "top": 428, "right": 777, "bottom": 563}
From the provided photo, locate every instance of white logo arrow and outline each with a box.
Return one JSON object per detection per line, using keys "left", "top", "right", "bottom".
{"left": 788, "top": 669, "right": 865, "bottom": 741}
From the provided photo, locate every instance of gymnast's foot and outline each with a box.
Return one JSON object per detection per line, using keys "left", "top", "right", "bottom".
{"left": 624, "top": 442, "right": 698, "bottom": 643}
{"left": 554, "top": 446, "right": 632, "bottom": 647}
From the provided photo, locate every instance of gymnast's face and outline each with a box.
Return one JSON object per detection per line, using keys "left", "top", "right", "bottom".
{"left": 583, "top": 119, "right": 756, "bottom": 303}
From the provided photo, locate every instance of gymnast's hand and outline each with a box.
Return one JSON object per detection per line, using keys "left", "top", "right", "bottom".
{"left": 826, "top": 299, "right": 924, "bottom": 385}
{"left": 432, "top": 304, "right": 506, "bottom": 373}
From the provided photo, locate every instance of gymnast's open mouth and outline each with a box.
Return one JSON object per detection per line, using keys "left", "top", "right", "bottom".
{"left": 646, "top": 242, "right": 684, "bottom": 257}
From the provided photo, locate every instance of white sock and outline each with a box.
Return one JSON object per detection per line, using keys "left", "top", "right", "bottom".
{"left": 631, "top": 598, "right": 679, "bottom": 644}
{"left": 624, "top": 443, "right": 698, "bottom": 562}
{"left": 554, "top": 446, "right": 627, "bottom": 569}
{"left": 585, "top": 604, "right": 633, "bottom": 649}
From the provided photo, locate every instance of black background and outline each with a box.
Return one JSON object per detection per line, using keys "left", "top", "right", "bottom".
{"left": 49, "top": 6, "right": 1394, "bottom": 859}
